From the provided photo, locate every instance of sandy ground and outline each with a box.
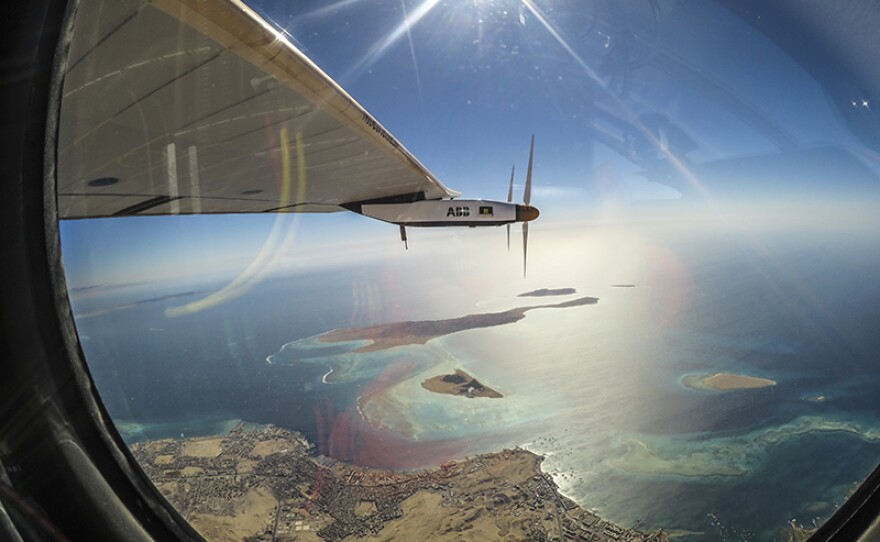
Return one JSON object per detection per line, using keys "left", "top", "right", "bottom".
{"left": 155, "top": 454, "right": 174, "bottom": 465}
{"left": 183, "top": 437, "right": 224, "bottom": 458}
{"left": 703, "top": 373, "right": 776, "bottom": 390}
{"left": 252, "top": 438, "right": 296, "bottom": 457}
{"left": 340, "top": 451, "right": 553, "bottom": 541}
{"left": 345, "top": 491, "right": 517, "bottom": 542}
{"left": 188, "top": 487, "right": 276, "bottom": 542}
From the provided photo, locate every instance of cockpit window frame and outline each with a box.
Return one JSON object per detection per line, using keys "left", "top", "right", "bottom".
{"left": 0, "top": 0, "right": 202, "bottom": 539}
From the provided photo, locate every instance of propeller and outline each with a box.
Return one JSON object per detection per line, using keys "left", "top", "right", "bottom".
{"left": 503, "top": 136, "right": 538, "bottom": 277}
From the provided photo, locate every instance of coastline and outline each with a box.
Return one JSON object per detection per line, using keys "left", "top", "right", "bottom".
{"left": 130, "top": 425, "right": 668, "bottom": 541}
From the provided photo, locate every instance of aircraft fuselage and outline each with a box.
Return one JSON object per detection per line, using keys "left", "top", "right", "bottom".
{"left": 358, "top": 199, "right": 539, "bottom": 227}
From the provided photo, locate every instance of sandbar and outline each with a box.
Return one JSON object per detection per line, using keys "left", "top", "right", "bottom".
{"left": 682, "top": 372, "right": 776, "bottom": 391}
{"left": 421, "top": 369, "right": 503, "bottom": 398}
{"left": 611, "top": 438, "right": 746, "bottom": 477}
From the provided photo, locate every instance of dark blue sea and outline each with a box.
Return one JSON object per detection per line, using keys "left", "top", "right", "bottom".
{"left": 70, "top": 228, "right": 880, "bottom": 540}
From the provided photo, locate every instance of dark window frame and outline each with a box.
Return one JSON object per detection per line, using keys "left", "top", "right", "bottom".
{"left": 0, "top": 0, "right": 878, "bottom": 540}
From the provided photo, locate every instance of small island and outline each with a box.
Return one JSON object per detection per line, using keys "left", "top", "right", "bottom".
{"left": 610, "top": 284, "right": 636, "bottom": 288}
{"left": 320, "top": 296, "right": 599, "bottom": 353}
{"left": 518, "top": 287, "right": 577, "bottom": 297}
{"left": 682, "top": 372, "right": 777, "bottom": 391}
{"left": 422, "top": 369, "right": 503, "bottom": 398}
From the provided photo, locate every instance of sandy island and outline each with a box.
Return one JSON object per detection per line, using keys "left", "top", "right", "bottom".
{"left": 421, "top": 369, "right": 503, "bottom": 398}
{"left": 682, "top": 372, "right": 776, "bottom": 391}
{"left": 320, "top": 295, "right": 598, "bottom": 353}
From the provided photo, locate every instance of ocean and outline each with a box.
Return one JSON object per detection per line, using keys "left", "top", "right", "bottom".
{"left": 70, "top": 227, "right": 880, "bottom": 540}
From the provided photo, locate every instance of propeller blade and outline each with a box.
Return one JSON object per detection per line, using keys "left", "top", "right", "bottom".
{"left": 507, "top": 165, "right": 514, "bottom": 251}
{"left": 524, "top": 134, "right": 534, "bottom": 206}
{"left": 522, "top": 221, "right": 529, "bottom": 278}
{"left": 507, "top": 165, "right": 515, "bottom": 203}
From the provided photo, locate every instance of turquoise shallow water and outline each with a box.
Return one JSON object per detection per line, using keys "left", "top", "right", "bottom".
{"left": 115, "top": 417, "right": 247, "bottom": 444}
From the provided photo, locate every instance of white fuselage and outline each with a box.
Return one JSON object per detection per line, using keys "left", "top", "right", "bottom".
{"left": 360, "top": 199, "right": 519, "bottom": 227}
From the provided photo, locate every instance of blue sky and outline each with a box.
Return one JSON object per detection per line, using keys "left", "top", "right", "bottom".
{"left": 60, "top": 0, "right": 880, "bottom": 290}
{"left": 253, "top": 0, "right": 861, "bottom": 195}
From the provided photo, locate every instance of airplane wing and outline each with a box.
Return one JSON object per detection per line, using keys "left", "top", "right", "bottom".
{"left": 56, "top": 0, "right": 460, "bottom": 219}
